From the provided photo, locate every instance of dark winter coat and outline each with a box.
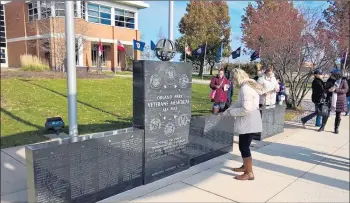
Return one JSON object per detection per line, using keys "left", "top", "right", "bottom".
{"left": 347, "top": 79, "right": 350, "bottom": 97}
{"left": 210, "top": 75, "right": 230, "bottom": 103}
{"left": 311, "top": 78, "right": 324, "bottom": 104}
{"left": 324, "top": 78, "right": 349, "bottom": 112}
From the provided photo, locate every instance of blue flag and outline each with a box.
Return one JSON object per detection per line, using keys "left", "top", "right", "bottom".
{"left": 216, "top": 43, "right": 223, "bottom": 62}
{"left": 232, "top": 47, "right": 241, "bottom": 59}
{"left": 133, "top": 39, "right": 145, "bottom": 51}
{"left": 193, "top": 44, "right": 206, "bottom": 56}
{"left": 150, "top": 40, "right": 156, "bottom": 51}
{"left": 250, "top": 50, "right": 260, "bottom": 61}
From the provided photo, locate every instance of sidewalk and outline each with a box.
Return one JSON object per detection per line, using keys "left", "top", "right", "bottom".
{"left": 1, "top": 116, "right": 349, "bottom": 202}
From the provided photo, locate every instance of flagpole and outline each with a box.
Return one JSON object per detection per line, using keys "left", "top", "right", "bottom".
{"left": 202, "top": 41, "right": 207, "bottom": 80}
{"left": 184, "top": 41, "right": 187, "bottom": 62}
{"left": 238, "top": 56, "right": 241, "bottom": 69}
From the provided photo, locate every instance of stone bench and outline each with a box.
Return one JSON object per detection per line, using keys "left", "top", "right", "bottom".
{"left": 253, "top": 104, "right": 286, "bottom": 141}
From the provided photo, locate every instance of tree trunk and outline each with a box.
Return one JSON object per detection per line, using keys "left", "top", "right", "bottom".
{"left": 210, "top": 65, "right": 214, "bottom": 75}
{"left": 198, "top": 59, "right": 204, "bottom": 77}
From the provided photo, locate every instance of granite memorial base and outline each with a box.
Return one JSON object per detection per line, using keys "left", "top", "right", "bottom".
{"left": 133, "top": 60, "right": 192, "bottom": 184}
{"left": 26, "top": 128, "right": 144, "bottom": 203}
{"left": 188, "top": 115, "right": 235, "bottom": 166}
{"left": 254, "top": 104, "right": 286, "bottom": 141}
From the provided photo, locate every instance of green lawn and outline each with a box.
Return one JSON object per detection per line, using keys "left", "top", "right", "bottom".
{"left": 1, "top": 77, "right": 231, "bottom": 148}
{"left": 191, "top": 75, "right": 213, "bottom": 81}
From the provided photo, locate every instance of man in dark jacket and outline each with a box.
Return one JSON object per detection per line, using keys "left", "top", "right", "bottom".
{"left": 301, "top": 69, "right": 324, "bottom": 127}
{"left": 346, "top": 77, "right": 350, "bottom": 116}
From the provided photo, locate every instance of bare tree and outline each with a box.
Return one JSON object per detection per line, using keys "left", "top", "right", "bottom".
{"left": 140, "top": 34, "right": 155, "bottom": 60}
{"left": 241, "top": 2, "right": 337, "bottom": 108}
{"left": 28, "top": 12, "right": 88, "bottom": 72}
{"left": 157, "top": 26, "right": 165, "bottom": 41}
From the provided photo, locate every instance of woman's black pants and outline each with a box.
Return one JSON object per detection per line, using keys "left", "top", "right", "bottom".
{"left": 322, "top": 110, "right": 342, "bottom": 128}
{"left": 238, "top": 133, "right": 254, "bottom": 158}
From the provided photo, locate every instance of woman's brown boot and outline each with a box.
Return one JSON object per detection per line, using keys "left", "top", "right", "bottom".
{"left": 235, "top": 157, "right": 255, "bottom": 180}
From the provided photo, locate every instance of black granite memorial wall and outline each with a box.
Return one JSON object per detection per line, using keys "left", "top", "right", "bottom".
{"left": 25, "top": 128, "right": 144, "bottom": 203}
{"left": 254, "top": 104, "right": 286, "bottom": 140}
{"left": 188, "top": 115, "right": 235, "bottom": 166}
{"left": 133, "top": 60, "right": 192, "bottom": 184}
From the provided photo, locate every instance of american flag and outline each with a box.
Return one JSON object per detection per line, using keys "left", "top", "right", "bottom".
{"left": 98, "top": 39, "right": 103, "bottom": 57}
{"left": 117, "top": 40, "right": 126, "bottom": 52}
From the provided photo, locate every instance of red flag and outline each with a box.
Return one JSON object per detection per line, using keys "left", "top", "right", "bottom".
{"left": 117, "top": 40, "right": 126, "bottom": 52}
{"left": 98, "top": 39, "right": 103, "bottom": 57}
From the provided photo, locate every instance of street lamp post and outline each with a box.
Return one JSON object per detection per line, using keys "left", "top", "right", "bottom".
{"left": 65, "top": 1, "right": 78, "bottom": 137}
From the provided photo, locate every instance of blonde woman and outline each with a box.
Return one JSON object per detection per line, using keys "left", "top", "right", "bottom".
{"left": 222, "top": 68, "right": 264, "bottom": 181}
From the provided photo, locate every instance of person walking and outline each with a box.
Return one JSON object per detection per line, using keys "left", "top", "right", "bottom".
{"left": 318, "top": 69, "right": 348, "bottom": 134}
{"left": 210, "top": 68, "right": 230, "bottom": 114}
{"left": 257, "top": 67, "right": 279, "bottom": 107}
{"left": 345, "top": 77, "right": 350, "bottom": 116}
{"left": 222, "top": 68, "right": 264, "bottom": 181}
{"left": 301, "top": 69, "right": 324, "bottom": 127}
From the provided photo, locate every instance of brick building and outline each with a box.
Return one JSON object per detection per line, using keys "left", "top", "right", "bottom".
{"left": 0, "top": 2, "right": 7, "bottom": 68}
{"left": 3, "top": 1, "right": 149, "bottom": 71}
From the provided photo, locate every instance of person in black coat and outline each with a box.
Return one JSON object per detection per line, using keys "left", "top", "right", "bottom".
{"left": 346, "top": 77, "right": 350, "bottom": 116}
{"left": 318, "top": 70, "right": 348, "bottom": 133}
{"left": 301, "top": 69, "right": 324, "bottom": 126}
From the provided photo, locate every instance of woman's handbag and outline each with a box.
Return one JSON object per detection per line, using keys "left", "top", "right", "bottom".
{"left": 317, "top": 94, "right": 329, "bottom": 117}
{"left": 317, "top": 103, "right": 329, "bottom": 117}
{"left": 210, "top": 80, "right": 224, "bottom": 100}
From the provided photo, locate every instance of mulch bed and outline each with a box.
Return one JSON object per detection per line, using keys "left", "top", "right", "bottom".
{"left": 1, "top": 69, "right": 113, "bottom": 79}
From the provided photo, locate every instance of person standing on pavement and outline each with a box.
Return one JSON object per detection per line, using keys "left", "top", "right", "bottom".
{"left": 318, "top": 69, "right": 348, "bottom": 134}
{"left": 257, "top": 67, "right": 279, "bottom": 107}
{"left": 210, "top": 68, "right": 230, "bottom": 114}
{"left": 276, "top": 77, "right": 287, "bottom": 105}
{"left": 345, "top": 77, "right": 350, "bottom": 116}
{"left": 301, "top": 69, "right": 324, "bottom": 127}
{"left": 222, "top": 68, "right": 264, "bottom": 181}
{"left": 224, "top": 66, "right": 234, "bottom": 108}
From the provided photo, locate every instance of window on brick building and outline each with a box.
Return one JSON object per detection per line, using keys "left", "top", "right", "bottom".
{"left": 91, "top": 44, "right": 107, "bottom": 67}
{"left": 54, "top": 1, "right": 65, "bottom": 17}
{"left": 87, "top": 3, "right": 111, "bottom": 25}
{"left": 115, "top": 8, "right": 135, "bottom": 29}
{"left": 74, "top": 1, "right": 86, "bottom": 19}
{"left": 28, "top": 2, "right": 38, "bottom": 21}
{"left": 40, "top": 1, "right": 52, "bottom": 19}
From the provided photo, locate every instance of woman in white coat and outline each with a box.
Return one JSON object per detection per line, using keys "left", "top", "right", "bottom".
{"left": 257, "top": 67, "right": 279, "bottom": 106}
{"left": 222, "top": 68, "right": 264, "bottom": 181}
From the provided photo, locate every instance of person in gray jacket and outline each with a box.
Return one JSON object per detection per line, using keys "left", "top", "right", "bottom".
{"left": 222, "top": 68, "right": 264, "bottom": 181}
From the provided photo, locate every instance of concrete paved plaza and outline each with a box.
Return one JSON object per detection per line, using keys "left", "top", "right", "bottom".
{"left": 1, "top": 115, "right": 349, "bottom": 202}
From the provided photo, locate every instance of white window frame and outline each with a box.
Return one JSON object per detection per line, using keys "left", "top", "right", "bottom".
{"left": 74, "top": 1, "right": 86, "bottom": 19}
{"left": 87, "top": 3, "right": 111, "bottom": 26}
{"left": 114, "top": 8, "right": 135, "bottom": 29}
{"left": 28, "top": 1, "right": 39, "bottom": 21}
{"left": 40, "top": 1, "right": 52, "bottom": 19}
{"left": 54, "top": 1, "right": 65, "bottom": 17}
